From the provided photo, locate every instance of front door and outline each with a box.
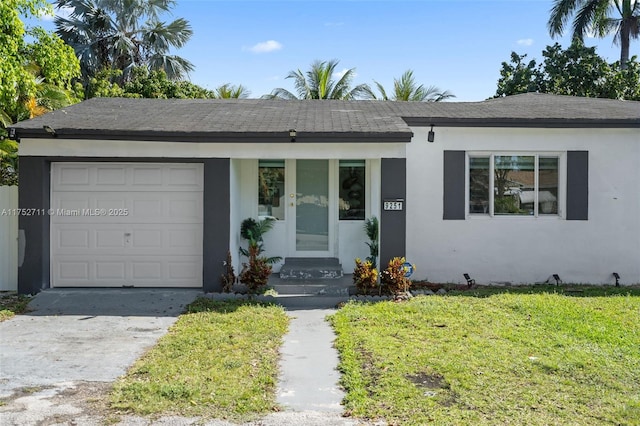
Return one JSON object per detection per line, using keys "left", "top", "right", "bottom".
{"left": 288, "top": 159, "right": 334, "bottom": 257}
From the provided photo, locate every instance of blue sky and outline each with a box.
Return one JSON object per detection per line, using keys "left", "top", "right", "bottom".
{"left": 40, "top": 0, "right": 634, "bottom": 101}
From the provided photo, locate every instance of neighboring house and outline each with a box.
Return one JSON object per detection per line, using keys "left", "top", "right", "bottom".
{"left": 10, "top": 93, "right": 640, "bottom": 294}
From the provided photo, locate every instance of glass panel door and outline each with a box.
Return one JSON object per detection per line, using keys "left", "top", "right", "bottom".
{"left": 296, "top": 160, "right": 329, "bottom": 252}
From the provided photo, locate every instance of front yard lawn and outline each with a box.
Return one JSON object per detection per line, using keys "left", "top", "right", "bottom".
{"left": 110, "top": 299, "right": 289, "bottom": 422}
{"left": 330, "top": 290, "right": 640, "bottom": 425}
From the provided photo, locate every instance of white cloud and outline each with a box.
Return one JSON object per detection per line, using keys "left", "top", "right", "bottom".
{"left": 517, "top": 38, "right": 534, "bottom": 46}
{"left": 40, "top": 6, "right": 73, "bottom": 21}
{"left": 246, "top": 40, "right": 283, "bottom": 54}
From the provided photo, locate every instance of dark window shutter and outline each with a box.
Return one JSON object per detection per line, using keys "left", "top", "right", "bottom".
{"left": 443, "top": 151, "right": 466, "bottom": 220}
{"left": 566, "top": 151, "right": 588, "bottom": 220}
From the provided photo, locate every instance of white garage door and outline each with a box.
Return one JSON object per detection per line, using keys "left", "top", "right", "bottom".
{"left": 51, "top": 163, "right": 203, "bottom": 288}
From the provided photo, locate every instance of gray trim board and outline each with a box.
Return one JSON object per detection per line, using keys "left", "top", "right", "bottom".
{"left": 380, "top": 158, "right": 407, "bottom": 267}
{"left": 18, "top": 157, "right": 50, "bottom": 294}
{"left": 14, "top": 130, "right": 412, "bottom": 144}
{"left": 402, "top": 117, "right": 640, "bottom": 128}
{"left": 443, "top": 151, "right": 466, "bottom": 220}
{"left": 203, "top": 159, "right": 230, "bottom": 292}
{"left": 566, "top": 151, "right": 589, "bottom": 220}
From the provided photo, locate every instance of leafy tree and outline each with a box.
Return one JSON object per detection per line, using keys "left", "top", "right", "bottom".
{"left": 495, "top": 52, "right": 540, "bottom": 97}
{"left": 495, "top": 41, "right": 640, "bottom": 100}
{"left": 548, "top": 0, "right": 640, "bottom": 69}
{"left": 1, "top": 0, "right": 81, "bottom": 185}
{"left": 87, "top": 67, "right": 218, "bottom": 99}
{"left": 54, "top": 0, "right": 194, "bottom": 84}
{"left": 363, "top": 69, "right": 454, "bottom": 101}
{"left": 264, "top": 59, "right": 370, "bottom": 100}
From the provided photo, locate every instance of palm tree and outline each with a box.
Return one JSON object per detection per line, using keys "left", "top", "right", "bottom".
{"left": 54, "top": 0, "right": 194, "bottom": 83}
{"left": 363, "top": 70, "right": 455, "bottom": 101}
{"left": 548, "top": 0, "right": 640, "bottom": 69}
{"left": 213, "top": 83, "right": 251, "bottom": 99}
{"left": 264, "top": 59, "right": 370, "bottom": 100}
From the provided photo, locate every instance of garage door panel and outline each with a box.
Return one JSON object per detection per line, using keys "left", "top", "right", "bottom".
{"left": 51, "top": 163, "right": 203, "bottom": 288}
{"left": 96, "top": 262, "right": 126, "bottom": 280}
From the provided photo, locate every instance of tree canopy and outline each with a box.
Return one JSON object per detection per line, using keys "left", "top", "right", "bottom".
{"left": 1, "top": 0, "right": 81, "bottom": 185}
{"left": 54, "top": 0, "right": 194, "bottom": 85}
{"left": 548, "top": 0, "right": 640, "bottom": 69}
{"left": 363, "top": 70, "right": 455, "bottom": 102}
{"left": 495, "top": 41, "right": 640, "bottom": 100}
{"left": 264, "top": 59, "right": 371, "bottom": 100}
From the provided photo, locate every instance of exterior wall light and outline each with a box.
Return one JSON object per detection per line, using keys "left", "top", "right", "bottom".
{"left": 427, "top": 125, "right": 435, "bottom": 143}
{"left": 43, "top": 125, "right": 57, "bottom": 137}
{"left": 289, "top": 129, "right": 296, "bottom": 142}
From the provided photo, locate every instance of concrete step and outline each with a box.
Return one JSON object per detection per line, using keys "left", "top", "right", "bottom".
{"left": 279, "top": 257, "right": 343, "bottom": 280}
{"left": 269, "top": 274, "right": 351, "bottom": 297}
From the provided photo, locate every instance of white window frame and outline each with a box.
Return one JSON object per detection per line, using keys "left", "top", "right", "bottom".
{"left": 466, "top": 152, "right": 566, "bottom": 219}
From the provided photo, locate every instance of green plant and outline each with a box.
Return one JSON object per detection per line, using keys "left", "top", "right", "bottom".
{"left": 239, "top": 245, "right": 273, "bottom": 293}
{"left": 353, "top": 258, "right": 379, "bottom": 295}
{"left": 239, "top": 217, "right": 282, "bottom": 264}
{"left": 220, "top": 250, "right": 236, "bottom": 293}
{"left": 380, "top": 257, "right": 411, "bottom": 296}
{"left": 364, "top": 216, "right": 379, "bottom": 268}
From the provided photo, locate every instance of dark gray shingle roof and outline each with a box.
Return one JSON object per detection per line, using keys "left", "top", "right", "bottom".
{"left": 11, "top": 93, "right": 640, "bottom": 142}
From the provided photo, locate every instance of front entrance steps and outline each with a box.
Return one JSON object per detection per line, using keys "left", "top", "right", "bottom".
{"left": 279, "top": 257, "right": 343, "bottom": 280}
{"left": 270, "top": 274, "right": 351, "bottom": 297}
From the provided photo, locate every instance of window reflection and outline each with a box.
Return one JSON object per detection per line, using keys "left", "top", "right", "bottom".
{"left": 339, "top": 160, "right": 366, "bottom": 220}
{"left": 258, "top": 160, "right": 285, "bottom": 220}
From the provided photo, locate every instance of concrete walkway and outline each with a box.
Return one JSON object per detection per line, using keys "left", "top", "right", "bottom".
{"left": 277, "top": 308, "right": 343, "bottom": 412}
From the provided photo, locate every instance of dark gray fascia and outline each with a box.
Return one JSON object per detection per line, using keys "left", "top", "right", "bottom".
{"left": 402, "top": 117, "right": 640, "bottom": 128}
{"left": 12, "top": 129, "right": 413, "bottom": 144}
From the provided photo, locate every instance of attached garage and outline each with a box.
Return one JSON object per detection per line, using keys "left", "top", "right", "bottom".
{"left": 50, "top": 162, "right": 203, "bottom": 288}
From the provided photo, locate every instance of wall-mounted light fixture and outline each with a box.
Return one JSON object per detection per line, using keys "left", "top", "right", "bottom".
{"left": 43, "top": 125, "right": 57, "bottom": 137}
{"left": 289, "top": 129, "right": 296, "bottom": 142}
{"left": 427, "top": 125, "right": 435, "bottom": 143}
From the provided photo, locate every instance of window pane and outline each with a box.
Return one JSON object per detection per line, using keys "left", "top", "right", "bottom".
{"left": 469, "top": 157, "right": 490, "bottom": 214}
{"left": 539, "top": 157, "right": 559, "bottom": 215}
{"left": 258, "top": 160, "right": 285, "bottom": 220}
{"left": 339, "top": 160, "right": 366, "bottom": 220}
{"left": 494, "top": 156, "right": 535, "bottom": 215}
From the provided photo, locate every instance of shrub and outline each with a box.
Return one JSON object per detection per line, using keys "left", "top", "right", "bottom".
{"left": 353, "top": 258, "right": 378, "bottom": 295}
{"left": 380, "top": 257, "right": 411, "bottom": 296}
{"left": 220, "top": 250, "right": 236, "bottom": 293}
{"left": 239, "top": 245, "right": 272, "bottom": 293}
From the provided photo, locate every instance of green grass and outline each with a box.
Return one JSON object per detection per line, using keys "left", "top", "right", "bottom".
{"left": 329, "top": 291, "right": 640, "bottom": 425}
{"left": 0, "top": 293, "right": 30, "bottom": 321}
{"left": 110, "top": 298, "right": 289, "bottom": 421}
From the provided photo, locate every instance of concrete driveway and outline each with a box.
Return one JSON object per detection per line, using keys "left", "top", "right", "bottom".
{"left": 0, "top": 289, "right": 200, "bottom": 397}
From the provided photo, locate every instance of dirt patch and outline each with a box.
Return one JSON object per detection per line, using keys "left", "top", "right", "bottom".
{"left": 0, "top": 381, "right": 122, "bottom": 426}
{"left": 405, "top": 372, "right": 449, "bottom": 390}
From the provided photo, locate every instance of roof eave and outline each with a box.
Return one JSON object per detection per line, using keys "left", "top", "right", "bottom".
{"left": 402, "top": 117, "right": 640, "bottom": 128}
{"left": 12, "top": 129, "right": 413, "bottom": 144}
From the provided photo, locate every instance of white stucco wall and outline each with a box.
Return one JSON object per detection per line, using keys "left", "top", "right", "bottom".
{"left": 405, "top": 126, "right": 640, "bottom": 285}
{"left": 0, "top": 186, "right": 19, "bottom": 291}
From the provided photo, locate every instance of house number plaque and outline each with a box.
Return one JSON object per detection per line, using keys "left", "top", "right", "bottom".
{"left": 383, "top": 199, "right": 404, "bottom": 211}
